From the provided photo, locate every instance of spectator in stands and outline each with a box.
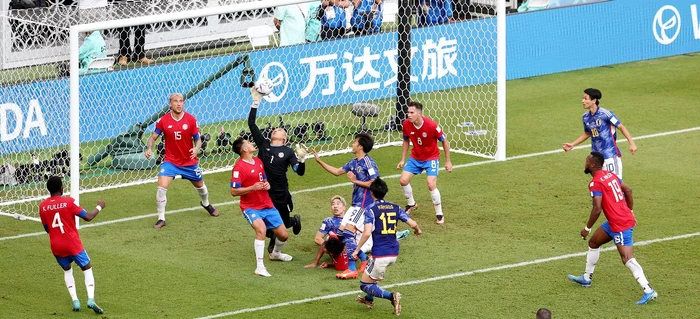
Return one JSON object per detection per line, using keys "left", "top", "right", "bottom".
{"left": 416, "top": 0, "right": 453, "bottom": 27}
{"left": 350, "top": 0, "right": 383, "bottom": 35}
{"left": 320, "top": 0, "right": 349, "bottom": 40}
{"left": 116, "top": 25, "right": 153, "bottom": 66}
{"left": 274, "top": 1, "right": 321, "bottom": 46}
{"left": 79, "top": 31, "right": 107, "bottom": 75}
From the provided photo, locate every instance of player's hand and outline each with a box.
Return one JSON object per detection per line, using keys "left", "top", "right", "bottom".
{"left": 414, "top": 228, "right": 422, "bottom": 236}
{"left": 318, "top": 262, "right": 330, "bottom": 269}
{"left": 144, "top": 148, "right": 152, "bottom": 159}
{"left": 97, "top": 200, "right": 106, "bottom": 209}
{"left": 563, "top": 143, "right": 574, "bottom": 152}
{"left": 580, "top": 228, "right": 590, "bottom": 240}
{"left": 445, "top": 160, "right": 453, "bottom": 172}
{"left": 252, "top": 182, "right": 266, "bottom": 190}
{"left": 262, "top": 181, "right": 271, "bottom": 190}
{"left": 629, "top": 143, "right": 637, "bottom": 155}
{"left": 295, "top": 143, "right": 308, "bottom": 163}
{"left": 189, "top": 147, "right": 198, "bottom": 159}
{"left": 250, "top": 87, "right": 263, "bottom": 108}
{"left": 312, "top": 149, "right": 320, "bottom": 161}
{"left": 304, "top": 262, "right": 318, "bottom": 269}
{"left": 397, "top": 160, "right": 405, "bottom": 169}
{"left": 346, "top": 171, "right": 357, "bottom": 183}
{"left": 351, "top": 250, "right": 359, "bottom": 260}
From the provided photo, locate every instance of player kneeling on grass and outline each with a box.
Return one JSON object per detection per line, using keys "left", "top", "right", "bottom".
{"left": 39, "top": 176, "right": 106, "bottom": 314}
{"left": 305, "top": 195, "right": 349, "bottom": 270}
{"left": 352, "top": 177, "right": 422, "bottom": 316}
{"left": 567, "top": 152, "right": 657, "bottom": 305}
{"left": 230, "top": 137, "right": 294, "bottom": 277}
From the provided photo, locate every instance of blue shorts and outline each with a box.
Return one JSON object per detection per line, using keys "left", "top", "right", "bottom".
{"left": 158, "top": 162, "right": 203, "bottom": 182}
{"left": 403, "top": 158, "right": 439, "bottom": 176}
{"left": 600, "top": 221, "right": 634, "bottom": 246}
{"left": 55, "top": 249, "right": 90, "bottom": 268}
{"left": 242, "top": 207, "right": 284, "bottom": 230}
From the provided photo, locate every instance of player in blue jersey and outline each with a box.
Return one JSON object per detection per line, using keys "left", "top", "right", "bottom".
{"left": 563, "top": 88, "right": 637, "bottom": 179}
{"left": 352, "top": 177, "right": 422, "bottom": 316}
{"left": 304, "top": 195, "right": 347, "bottom": 269}
{"left": 313, "top": 133, "right": 378, "bottom": 279}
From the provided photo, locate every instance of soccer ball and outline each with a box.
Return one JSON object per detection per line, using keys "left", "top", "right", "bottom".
{"left": 254, "top": 78, "right": 273, "bottom": 95}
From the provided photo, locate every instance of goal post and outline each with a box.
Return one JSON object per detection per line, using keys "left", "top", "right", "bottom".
{"left": 2, "top": 0, "right": 506, "bottom": 220}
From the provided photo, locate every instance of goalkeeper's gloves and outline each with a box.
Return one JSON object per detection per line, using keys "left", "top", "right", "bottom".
{"left": 250, "top": 87, "right": 263, "bottom": 108}
{"left": 295, "top": 143, "right": 308, "bottom": 163}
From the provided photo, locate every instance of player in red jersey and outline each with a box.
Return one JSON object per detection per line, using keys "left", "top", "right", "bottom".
{"left": 397, "top": 101, "right": 452, "bottom": 224}
{"left": 230, "top": 137, "right": 293, "bottom": 277}
{"left": 568, "top": 152, "right": 657, "bottom": 305}
{"left": 144, "top": 93, "right": 219, "bottom": 229}
{"left": 38, "top": 176, "right": 105, "bottom": 314}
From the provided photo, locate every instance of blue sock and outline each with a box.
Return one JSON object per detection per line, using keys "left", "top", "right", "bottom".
{"left": 360, "top": 281, "right": 392, "bottom": 300}
{"left": 358, "top": 251, "right": 367, "bottom": 262}
{"left": 348, "top": 260, "right": 357, "bottom": 271}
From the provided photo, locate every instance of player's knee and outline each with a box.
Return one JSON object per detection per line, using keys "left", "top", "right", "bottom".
{"left": 399, "top": 178, "right": 410, "bottom": 187}
{"left": 275, "top": 229, "right": 289, "bottom": 241}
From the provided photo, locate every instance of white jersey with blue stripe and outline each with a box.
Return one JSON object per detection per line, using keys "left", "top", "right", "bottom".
{"left": 582, "top": 106, "right": 622, "bottom": 159}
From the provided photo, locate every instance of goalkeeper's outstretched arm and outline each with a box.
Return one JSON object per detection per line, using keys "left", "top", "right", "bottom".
{"left": 248, "top": 88, "right": 267, "bottom": 159}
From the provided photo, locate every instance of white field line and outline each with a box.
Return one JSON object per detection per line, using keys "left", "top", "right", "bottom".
{"left": 1, "top": 126, "right": 698, "bottom": 240}
{"left": 195, "top": 231, "right": 700, "bottom": 318}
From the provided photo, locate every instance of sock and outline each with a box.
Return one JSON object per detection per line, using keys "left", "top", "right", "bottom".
{"left": 401, "top": 184, "right": 415, "bottom": 206}
{"left": 83, "top": 268, "right": 95, "bottom": 299}
{"left": 343, "top": 234, "right": 358, "bottom": 271}
{"left": 358, "top": 251, "right": 367, "bottom": 262}
{"left": 272, "top": 237, "right": 286, "bottom": 255}
{"left": 625, "top": 258, "right": 652, "bottom": 293}
{"left": 64, "top": 268, "right": 78, "bottom": 301}
{"left": 196, "top": 184, "right": 209, "bottom": 206}
{"left": 430, "top": 188, "right": 443, "bottom": 216}
{"left": 254, "top": 239, "right": 265, "bottom": 269}
{"left": 584, "top": 247, "right": 600, "bottom": 281}
{"left": 360, "top": 281, "right": 393, "bottom": 300}
{"left": 156, "top": 187, "right": 167, "bottom": 221}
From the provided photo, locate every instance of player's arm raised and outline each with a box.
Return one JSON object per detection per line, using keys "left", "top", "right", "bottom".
{"left": 621, "top": 182, "right": 634, "bottom": 211}
{"left": 312, "top": 149, "right": 345, "bottom": 176}
{"left": 563, "top": 132, "right": 591, "bottom": 152}
{"left": 82, "top": 200, "right": 106, "bottom": 222}
{"left": 582, "top": 196, "right": 603, "bottom": 239}
{"left": 144, "top": 132, "right": 160, "bottom": 159}
{"left": 616, "top": 124, "right": 637, "bottom": 155}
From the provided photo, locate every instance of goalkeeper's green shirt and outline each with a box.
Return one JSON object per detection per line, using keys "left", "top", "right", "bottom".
{"left": 79, "top": 31, "right": 107, "bottom": 74}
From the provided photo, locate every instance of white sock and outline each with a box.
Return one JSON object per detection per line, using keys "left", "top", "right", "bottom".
{"left": 156, "top": 187, "right": 167, "bottom": 221}
{"left": 584, "top": 247, "right": 600, "bottom": 281}
{"left": 402, "top": 184, "right": 415, "bottom": 206}
{"left": 63, "top": 268, "right": 78, "bottom": 301}
{"left": 83, "top": 268, "right": 95, "bottom": 299}
{"left": 430, "top": 188, "right": 443, "bottom": 216}
{"left": 254, "top": 239, "right": 266, "bottom": 269}
{"left": 196, "top": 184, "right": 209, "bottom": 207}
{"left": 272, "top": 237, "right": 287, "bottom": 255}
{"left": 625, "top": 258, "right": 652, "bottom": 293}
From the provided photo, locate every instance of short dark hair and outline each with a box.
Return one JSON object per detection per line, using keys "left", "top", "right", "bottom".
{"left": 355, "top": 133, "right": 374, "bottom": 153}
{"left": 407, "top": 101, "right": 423, "bottom": 112}
{"left": 46, "top": 176, "right": 63, "bottom": 194}
{"left": 324, "top": 236, "right": 345, "bottom": 255}
{"left": 369, "top": 177, "right": 388, "bottom": 200}
{"left": 590, "top": 151, "right": 605, "bottom": 168}
{"left": 584, "top": 88, "right": 602, "bottom": 105}
{"left": 232, "top": 137, "right": 245, "bottom": 155}
{"left": 536, "top": 308, "right": 552, "bottom": 319}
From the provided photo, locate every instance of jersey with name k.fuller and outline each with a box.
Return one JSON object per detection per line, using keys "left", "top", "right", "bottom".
{"left": 363, "top": 200, "right": 411, "bottom": 257}
{"left": 341, "top": 155, "right": 379, "bottom": 207}
{"left": 155, "top": 112, "right": 200, "bottom": 166}
{"left": 582, "top": 107, "right": 621, "bottom": 159}
{"left": 39, "top": 196, "right": 87, "bottom": 257}
{"left": 589, "top": 170, "right": 636, "bottom": 232}
{"left": 231, "top": 157, "right": 274, "bottom": 211}
{"left": 402, "top": 117, "right": 445, "bottom": 161}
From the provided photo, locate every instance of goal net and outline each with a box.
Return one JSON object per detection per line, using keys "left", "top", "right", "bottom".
{"left": 0, "top": 0, "right": 504, "bottom": 220}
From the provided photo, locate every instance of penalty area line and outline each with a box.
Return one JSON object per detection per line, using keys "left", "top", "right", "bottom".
{"left": 195, "top": 231, "right": 700, "bottom": 318}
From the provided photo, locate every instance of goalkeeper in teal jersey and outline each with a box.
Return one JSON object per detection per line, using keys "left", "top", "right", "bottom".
{"left": 79, "top": 31, "right": 107, "bottom": 75}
